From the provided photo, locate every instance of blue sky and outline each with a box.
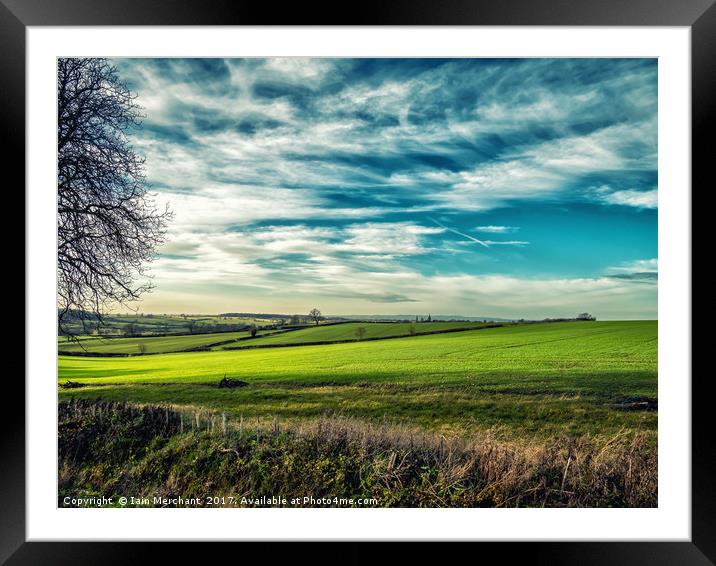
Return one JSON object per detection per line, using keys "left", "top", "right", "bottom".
{"left": 115, "top": 58, "right": 657, "bottom": 319}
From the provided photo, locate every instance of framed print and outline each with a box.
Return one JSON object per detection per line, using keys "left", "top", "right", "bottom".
{"left": 7, "top": 0, "right": 711, "bottom": 562}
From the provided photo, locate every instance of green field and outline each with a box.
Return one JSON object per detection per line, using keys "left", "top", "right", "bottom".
{"left": 218, "top": 321, "right": 495, "bottom": 349}
{"left": 58, "top": 320, "right": 657, "bottom": 438}
{"left": 57, "top": 321, "right": 490, "bottom": 355}
{"left": 58, "top": 329, "right": 276, "bottom": 355}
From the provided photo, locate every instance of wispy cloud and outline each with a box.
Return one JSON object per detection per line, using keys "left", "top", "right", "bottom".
{"left": 605, "top": 258, "right": 658, "bottom": 283}
{"left": 483, "top": 240, "right": 530, "bottom": 246}
{"left": 593, "top": 188, "right": 658, "bottom": 209}
{"left": 476, "top": 226, "right": 519, "bottom": 234}
{"left": 607, "top": 258, "right": 658, "bottom": 273}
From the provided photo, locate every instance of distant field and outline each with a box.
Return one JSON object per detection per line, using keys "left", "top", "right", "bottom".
{"left": 218, "top": 321, "right": 496, "bottom": 349}
{"left": 57, "top": 330, "right": 266, "bottom": 355}
{"left": 58, "top": 321, "right": 657, "bottom": 438}
{"left": 60, "top": 313, "right": 285, "bottom": 336}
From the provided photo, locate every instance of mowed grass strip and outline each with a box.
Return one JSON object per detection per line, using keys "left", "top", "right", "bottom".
{"left": 219, "top": 321, "right": 495, "bottom": 348}
{"left": 57, "top": 330, "right": 263, "bottom": 355}
{"left": 58, "top": 321, "right": 657, "bottom": 438}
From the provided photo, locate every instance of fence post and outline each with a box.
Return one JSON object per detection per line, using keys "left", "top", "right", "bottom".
{"left": 239, "top": 414, "right": 243, "bottom": 440}
{"left": 222, "top": 413, "right": 226, "bottom": 436}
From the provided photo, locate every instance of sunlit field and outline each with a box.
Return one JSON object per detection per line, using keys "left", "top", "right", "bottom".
{"left": 59, "top": 321, "right": 657, "bottom": 439}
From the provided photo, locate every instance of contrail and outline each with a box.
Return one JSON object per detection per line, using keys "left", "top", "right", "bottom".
{"left": 429, "top": 217, "right": 490, "bottom": 248}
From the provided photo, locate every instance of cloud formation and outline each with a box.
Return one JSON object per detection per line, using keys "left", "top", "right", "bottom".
{"left": 112, "top": 58, "right": 658, "bottom": 318}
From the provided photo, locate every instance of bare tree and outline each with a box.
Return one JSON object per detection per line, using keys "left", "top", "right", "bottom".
{"left": 308, "top": 308, "right": 322, "bottom": 326}
{"left": 355, "top": 326, "right": 367, "bottom": 341}
{"left": 57, "top": 58, "right": 172, "bottom": 336}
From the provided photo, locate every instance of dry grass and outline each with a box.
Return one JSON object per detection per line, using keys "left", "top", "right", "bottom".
{"left": 58, "top": 400, "right": 656, "bottom": 508}
{"left": 277, "top": 414, "right": 656, "bottom": 507}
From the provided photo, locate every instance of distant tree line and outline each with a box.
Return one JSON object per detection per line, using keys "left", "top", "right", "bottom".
{"left": 540, "top": 313, "right": 597, "bottom": 323}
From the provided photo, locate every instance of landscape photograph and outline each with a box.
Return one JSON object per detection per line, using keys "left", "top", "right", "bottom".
{"left": 57, "top": 57, "right": 658, "bottom": 508}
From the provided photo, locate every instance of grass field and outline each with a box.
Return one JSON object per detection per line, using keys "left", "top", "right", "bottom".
{"left": 58, "top": 329, "right": 276, "bottom": 355}
{"left": 58, "top": 320, "right": 657, "bottom": 439}
{"left": 218, "top": 321, "right": 496, "bottom": 349}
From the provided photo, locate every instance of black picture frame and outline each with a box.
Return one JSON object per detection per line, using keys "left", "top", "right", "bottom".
{"left": 5, "top": 0, "right": 708, "bottom": 563}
